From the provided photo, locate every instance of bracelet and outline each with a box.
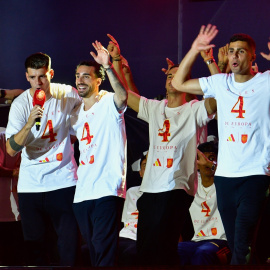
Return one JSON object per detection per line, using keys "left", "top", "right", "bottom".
{"left": 211, "top": 161, "right": 217, "bottom": 171}
{"left": 112, "top": 55, "right": 122, "bottom": 61}
{"left": 205, "top": 59, "right": 216, "bottom": 65}
{"left": 9, "top": 135, "right": 24, "bottom": 152}
{"left": 102, "top": 65, "right": 111, "bottom": 71}
{"left": 0, "top": 89, "right": 6, "bottom": 98}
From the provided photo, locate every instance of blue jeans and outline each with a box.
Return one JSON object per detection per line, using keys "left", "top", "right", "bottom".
{"left": 177, "top": 239, "right": 230, "bottom": 265}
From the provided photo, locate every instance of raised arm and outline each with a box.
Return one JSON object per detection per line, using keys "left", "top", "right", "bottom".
{"left": 105, "top": 34, "right": 140, "bottom": 112}
{"left": 90, "top": 40, "right": 127, "bottom": 111}
{"left": 172, "top": 24, "right": 218, "bottom": 95}
{"left": 107, "top": 34, "right": 140, "bottom": 95}
{"left": 107, "top": 34, "right": 128, "bottom": 90}
{"left": 200, "top": 48, "right": 221, "bottom": 75}
{"left": 217, "top": 44, "right": 231, "bottom": 73}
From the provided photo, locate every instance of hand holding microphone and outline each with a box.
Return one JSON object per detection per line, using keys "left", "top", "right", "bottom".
{"left": 32, "top": 89, "right": 46, "bottom": 131}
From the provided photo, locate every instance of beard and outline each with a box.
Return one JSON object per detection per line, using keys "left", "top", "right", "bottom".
{"left": 77, "top": 84, "right": 93, "bottom": 98}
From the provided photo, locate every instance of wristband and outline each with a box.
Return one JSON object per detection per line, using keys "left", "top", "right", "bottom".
{"left": 112, "top": 55, "right": 122, "bottom": 61}
{"left": 0, "top": 89, "right": 6, "bottom": 98}
{"left": 9, "top": 135, "right": 24, "bottom": 152}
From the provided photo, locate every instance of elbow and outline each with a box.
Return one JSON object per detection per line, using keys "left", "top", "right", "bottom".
{"left": 6, "top": 140, "right": 17, "bottom": 157}
{"left": 171, "top": 78, "right": 182, "bottom": 91}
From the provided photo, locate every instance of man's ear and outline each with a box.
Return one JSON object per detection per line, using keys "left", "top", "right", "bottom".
{"left": 97, "top": 78, "right": 102, "bottom": 87}
{"left": 49, "top": 69, "right": 54, "bottom": 79}
{"left": 25, "top": 72, "right": 29, "bottom": 82}
{"left": 251, "top": 53, "right": 256, "bottom": 62}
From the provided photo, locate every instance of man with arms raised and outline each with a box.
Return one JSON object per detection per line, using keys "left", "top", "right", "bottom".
{"left": 172, "top": 24, "right": 270, "bottom": 264}
{"left": 71, "top": 41, "right": 127, "bottom": 267}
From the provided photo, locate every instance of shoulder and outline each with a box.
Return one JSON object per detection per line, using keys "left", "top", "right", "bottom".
{"left": 51, "top": 83, "right": 80, "bottom": 99}
{"left": 140, "top": 96, "right": 165, "bottom": 109}
{"left": 10, "top": 90, "right": 30, "bottom": 109}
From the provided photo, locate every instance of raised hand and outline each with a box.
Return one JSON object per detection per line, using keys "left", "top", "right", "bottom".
{"left": 260, "top": 41, "right": 270, "bottom": 61}
{"left": 191, "top": 24, "right": 218, "bottom": 53}
{"left": 252, "top": 62, "right": 259, "bottom": 73}
{"left": 107, "top": 34, "right": 121, "bottom": 58}
{"left": 218, "top": 44, "right": 229, "bottom": 64}
{"left": 161, "top": 58, "right": 175, "bottom": 74}
{"left": 201, "top": 48, "right": 214, "bottom": 61}
{"left": 197, "top": 149, "right": 212, "bottom": 167}
{"left": 90, "top": 41, "right": 110, "bottom": 66}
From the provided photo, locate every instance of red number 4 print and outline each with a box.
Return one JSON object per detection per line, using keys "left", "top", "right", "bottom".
{"left": 158, "top": 120, "right": 171, "bottom": 142}
{"left": 41, "top": 120, "right": 57, "bottom": 142}
{"left": 201, "top": 201, "right": 211, "bottom": 217}
{"left": 81, "top": 122, "right": 94, "bottom": 145}
{"left": 231, "top": 96, "right": 245, "bottom": 118}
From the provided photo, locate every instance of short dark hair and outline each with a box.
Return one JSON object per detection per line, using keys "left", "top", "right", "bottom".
{"left": 140, "top": 153, "right": 147, "bottom": 169}
{"left": 25, "top": 52, "right": 51, "bottom": 71}
{"left": 76, "top": 60, "right": 105, "bottom": 82}
{"left": 167, "top": 65, "right": 179, "bottom": 73}
{"left": 229, "top": 33, "right": 256, "bottom": 53}
{"left": 197, "top": 141, "right": 218, "bottom": 156}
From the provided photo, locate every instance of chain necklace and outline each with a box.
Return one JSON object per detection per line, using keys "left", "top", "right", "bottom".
{"left": 202, "top": 185, "right": 212, "bottom": 197}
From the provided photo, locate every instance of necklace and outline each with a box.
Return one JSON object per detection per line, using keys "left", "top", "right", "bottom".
{"left": 202, "top": 185, "right": 212, "bottom": 197}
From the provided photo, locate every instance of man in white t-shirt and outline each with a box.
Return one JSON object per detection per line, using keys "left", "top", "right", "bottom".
{"left": 172, "top": 24, "right": 270, "bottom": 264}
{"left": 70, "top": 41, "right": 128, "bottom": 267}
{"left": 125, "top": 62, "right": 216, "bottom": 265}
{"left": 5, "top": 52, "right": 81, "bottom": 266}
{"left": 178, "top": 142, "right": 230, "bottom": 265}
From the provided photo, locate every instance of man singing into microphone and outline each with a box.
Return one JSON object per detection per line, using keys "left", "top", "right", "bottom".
{"left": 5, "top": 52, "right": 81, "bottom": 266}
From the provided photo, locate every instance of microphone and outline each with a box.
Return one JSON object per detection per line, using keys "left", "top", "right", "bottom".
{"left": 33, "top": 89, "right": 46, "bottom": 131}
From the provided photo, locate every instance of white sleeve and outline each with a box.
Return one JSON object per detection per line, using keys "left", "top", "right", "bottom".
{"left": 190, "top": 100, "right": 213, "bottom": 128}
{"left": 6, "top": 101, "right": 28, "bottom": 140}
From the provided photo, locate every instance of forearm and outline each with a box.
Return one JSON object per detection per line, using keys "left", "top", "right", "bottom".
{"left": 1, "top": 89, "right": 24, "bottom": 100}
{"left": 172, "top": 48, "right": 203, "bottom": 95}
{"left": 205, "top": 59, "right": 221, "bottom": 75}
{"left": 104, "top": 66, "right": 128, "bottom": 109}
{"left": 112, "top": 59, "right": 129, "bottom": 90}
{"left": 6, "top": 123, "right": 32, "bottom": 156}
{"left": 124, "top": 73, "right": 139, "bottom": 94}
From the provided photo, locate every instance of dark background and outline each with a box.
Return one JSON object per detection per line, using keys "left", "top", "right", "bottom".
{"left": 0, "top": 0, "right": 269, "bottom": 178}
{"left": 1, "top": 0, "right": 269, "bottom": 99}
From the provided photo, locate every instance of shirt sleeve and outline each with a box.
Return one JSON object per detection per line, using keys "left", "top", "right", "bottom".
{"left": 190, "top": 100, "right": 213, "bottom": 127}
{"left": 138, "top": 96, "right": 152, "bottom": 123}
{"left": 199, "top": 74, "right": 223, "bottom": 99}
{"left": 5, "top": 101, "right": 27, "bottom": 140}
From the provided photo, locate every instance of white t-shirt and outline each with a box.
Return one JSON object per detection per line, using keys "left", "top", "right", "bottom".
{"left": 199, "top": 71, "right": 270, "bottom": 177}
{"left": 70, "top": 91, "right": 126, "bottom": 203}
{"left": 119, "top": 186, "right": 143, "bottom": 241}
{"left": 6, "top": 83, "right": 81, "bottom": 192}
{"left": 138, "top": 97, "right": 211, "bottom": 195}
{"left": 190, "top": 174, "right": 226, "bottom": 242}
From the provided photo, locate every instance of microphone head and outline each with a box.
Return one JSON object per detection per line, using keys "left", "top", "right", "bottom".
{"left": 33, "top": 89, "right": 46, "bottom": 107}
